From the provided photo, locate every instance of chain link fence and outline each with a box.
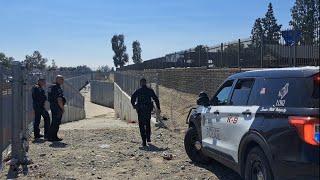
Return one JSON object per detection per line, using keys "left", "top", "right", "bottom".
{"left": 156, "top": 81, "right": 199, "bottom": 132}
{"left": 1, "top": 63, "right": 90, "bottom": 173}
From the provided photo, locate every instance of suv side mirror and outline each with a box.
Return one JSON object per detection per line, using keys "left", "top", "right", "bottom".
{"left": 197, "top": 92, "right": 210, "bottom": 106}
{"left": 210, "top": 97, "right": 219, "bottom": 106}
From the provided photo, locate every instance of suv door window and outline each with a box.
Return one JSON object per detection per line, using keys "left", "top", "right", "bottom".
{"left": 230, "top": 79, "right": 254, "bottom": 106}
{"left": 248, "top": 77, "right": 319, "bottom": 108}
{"left": 212, "top": 80, "right": 233, "bottom": 106}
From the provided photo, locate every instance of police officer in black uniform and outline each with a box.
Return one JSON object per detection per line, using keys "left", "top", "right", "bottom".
{"left": 48, "top": 75, "right": 66, "bottom": 142}
{"left": 131, "top": 78, "right": 161, "bottom": 147}
{"left": 32, "top": 78, "right": 50, "bottom": 139}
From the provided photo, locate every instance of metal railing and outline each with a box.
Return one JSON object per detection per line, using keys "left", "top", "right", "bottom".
{"left": 1, "top": 62, "right": 89, "bottom": 173}
{"left": 120, "top": 37, "right": 320, "bottom": 70}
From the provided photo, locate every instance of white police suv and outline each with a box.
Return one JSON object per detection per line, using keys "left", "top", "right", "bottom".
{"left": 184, "top": 67, "right": 319, "bottom": 180}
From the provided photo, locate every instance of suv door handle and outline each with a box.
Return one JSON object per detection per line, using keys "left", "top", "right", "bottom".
{"left": 213, "top": 110, "right": 220, "bottom": 115}
{"left": 242, "top": 110, "right": 252, "bottom": 116}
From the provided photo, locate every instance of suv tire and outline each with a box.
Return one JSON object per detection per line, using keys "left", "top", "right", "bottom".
{"left": 245, "top": 147, "right": 273, "bottom": 180}
{"left": 184, "top": 127, "right": 210, "bottom": 164}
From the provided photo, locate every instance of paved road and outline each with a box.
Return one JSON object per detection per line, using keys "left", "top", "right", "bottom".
{"left": 0, "top": 88, "right": 240, "bottom": 180}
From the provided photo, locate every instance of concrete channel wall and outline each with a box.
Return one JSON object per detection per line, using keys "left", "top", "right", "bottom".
{"left": 61, "top": 105, "right": 85, "bottom": 123}
{"left": 114, "top": 83, "right": 138, "bottom": 122}
{"left": 60, "top": 79, "right": 86, "bottom": 123}
{"left": 90, "top": 81, "right": 114, "bottom": 108}
{"left": 65, "top": 74, "right": 91, "bottom": 91}
{"left": 117, "top": 67, "right": 243, "bottom": 96}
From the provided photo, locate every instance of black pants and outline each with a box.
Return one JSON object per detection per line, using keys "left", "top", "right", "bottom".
{"left": 49, "top": 107, "right": 63, "bottom": 138}
{"left": 33, "top": 107, "right": 50, "bottom": 137}
{"left": 137, "top": 110, "right": 152, "bottom": 143}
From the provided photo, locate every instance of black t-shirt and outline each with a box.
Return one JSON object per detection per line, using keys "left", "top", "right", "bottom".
{"left": 32, "top": 84, "right": 47, "bottom": 108}
{"left": 48, "top": 84, "right": 66, "bottom": 106}
{"left": 131, "top": 86, "right": 160, "bottom": 111}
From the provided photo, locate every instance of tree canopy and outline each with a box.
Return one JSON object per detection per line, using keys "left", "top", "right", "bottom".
{"left": 262, "top": 3, "right": 282, "bottom": 44}
{"left": 194, "top": 45, "right": 208, "bottom": 66}
{"left": 111, "top": 34, "right": 129, "bottom": 68}
{"left": 58, "top": 65, "right": 92, "bottom": 72}
{"left": 23, "top": 51, "right": 48, "bottom": 70}
{"left": 250, "top": 3, "right": 282, "bottom": 45}
{"left": 290, "top": 0, "right": 319, "bottom": 45}
{"left": 97, "top": 65, "right": 111, "bottom": 73}
{"left": 251, "top": 18, "right": 264, "bottom": 47}
{"left": 0, "top": 52, "right": 14, "bottom": 68}
{"left": 132, "top": 40, "right": 142, "bottom": 64}
{"left": 48, "top": 59, "right": 58, "bottom": 71}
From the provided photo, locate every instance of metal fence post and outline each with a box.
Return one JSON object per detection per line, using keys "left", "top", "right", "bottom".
{"left": 294, "top": 43, "right": 297, "bottom": 67}
{"left": 238, "top": 39, "right": 241, "bottom": 68}
{"left": 22, "top": 68, "right": 30, "bottom": 163}
{"left": 22, "top": 69, "right": 27, "bottom": 137}
{"left": 220, "top": 43, "right": 223, "bottom": 67}
{"left": 260, "top": 44, "right": 263, "bottom": 68}
{"left": 0, "top": 64, "right": 3, "bottom": 171}
{"left": 11, "top": 61, "right": 24, "bottom": 164}
{"left": 155, "top": 73, "right": 160, "bottom": 122}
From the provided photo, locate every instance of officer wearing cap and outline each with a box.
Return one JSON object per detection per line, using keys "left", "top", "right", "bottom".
{"left": 131, "top": 78, "right": 161, "bottom": 147}
{"left": 32, "top": 78, "right": 50, "bottom": 139}
{"left": 48, "top": 75, "right": 66, "bottom": 141}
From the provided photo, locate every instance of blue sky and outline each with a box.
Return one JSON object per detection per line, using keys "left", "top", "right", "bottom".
{"left": 0, "top": 0, "right": 294, "bottom": 69}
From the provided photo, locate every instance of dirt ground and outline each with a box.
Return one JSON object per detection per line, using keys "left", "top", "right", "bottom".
{"left": 157, "top": 85, "right": 198, "bottom": 131}
{"left": 0, "top": 88, "right": 240, "bottom": 180}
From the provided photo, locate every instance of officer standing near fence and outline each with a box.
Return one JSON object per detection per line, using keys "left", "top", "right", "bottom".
{"left": 48, "top": 75, "right": 66, "bottom": 142}
{"left": 131, "top": 78, "right": 161, "bottom": 147}
{"left": 32, "top": 78, "right": 50, "bottom": 139}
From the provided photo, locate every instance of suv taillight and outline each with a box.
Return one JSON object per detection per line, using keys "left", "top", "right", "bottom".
{"left": 314, "top": 73, "right": 320, "bottom": 83}
{"left": 289, "top": 116, "right": 320, "bottom": 146}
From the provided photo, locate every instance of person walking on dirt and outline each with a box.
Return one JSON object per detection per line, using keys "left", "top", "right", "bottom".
{"left": 131, "top": 78, "right": 161, "bottom": 147}
{"left": 48, "top": 75, "right": 66, "bottom": 142}
{"left": 32, "top": 78, "right": 50, "bottom": 139}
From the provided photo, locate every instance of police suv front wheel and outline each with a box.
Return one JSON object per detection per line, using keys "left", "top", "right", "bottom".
{"left": 244, "top": 147, "right": 273, "bottom": 180}
{"left": 184, "top": 127, "right": 210, "bottom": 164}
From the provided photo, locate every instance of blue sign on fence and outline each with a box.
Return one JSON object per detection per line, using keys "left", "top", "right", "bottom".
{"left": 281, "top": 29, "right": 301, "bottom": 45}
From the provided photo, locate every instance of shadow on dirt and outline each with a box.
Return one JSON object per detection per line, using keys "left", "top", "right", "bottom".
{"left": 32, "top": 139, "right": 46, "bottom": 144}
{"left": 190, "top": 161, "right": 242, "bottom": 180}
{"left": 49, "top": 142, "right": 68, "bottom": 148}
{"left": 139, "top": 144, "right": 168, "bottom": 152}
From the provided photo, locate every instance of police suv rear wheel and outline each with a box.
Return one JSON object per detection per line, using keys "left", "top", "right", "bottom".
{"left": 184, "top": 127, "right": 210, "bottom": 164}
{"left": 245, "top": 147, "right": 273, "bottom": 180}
